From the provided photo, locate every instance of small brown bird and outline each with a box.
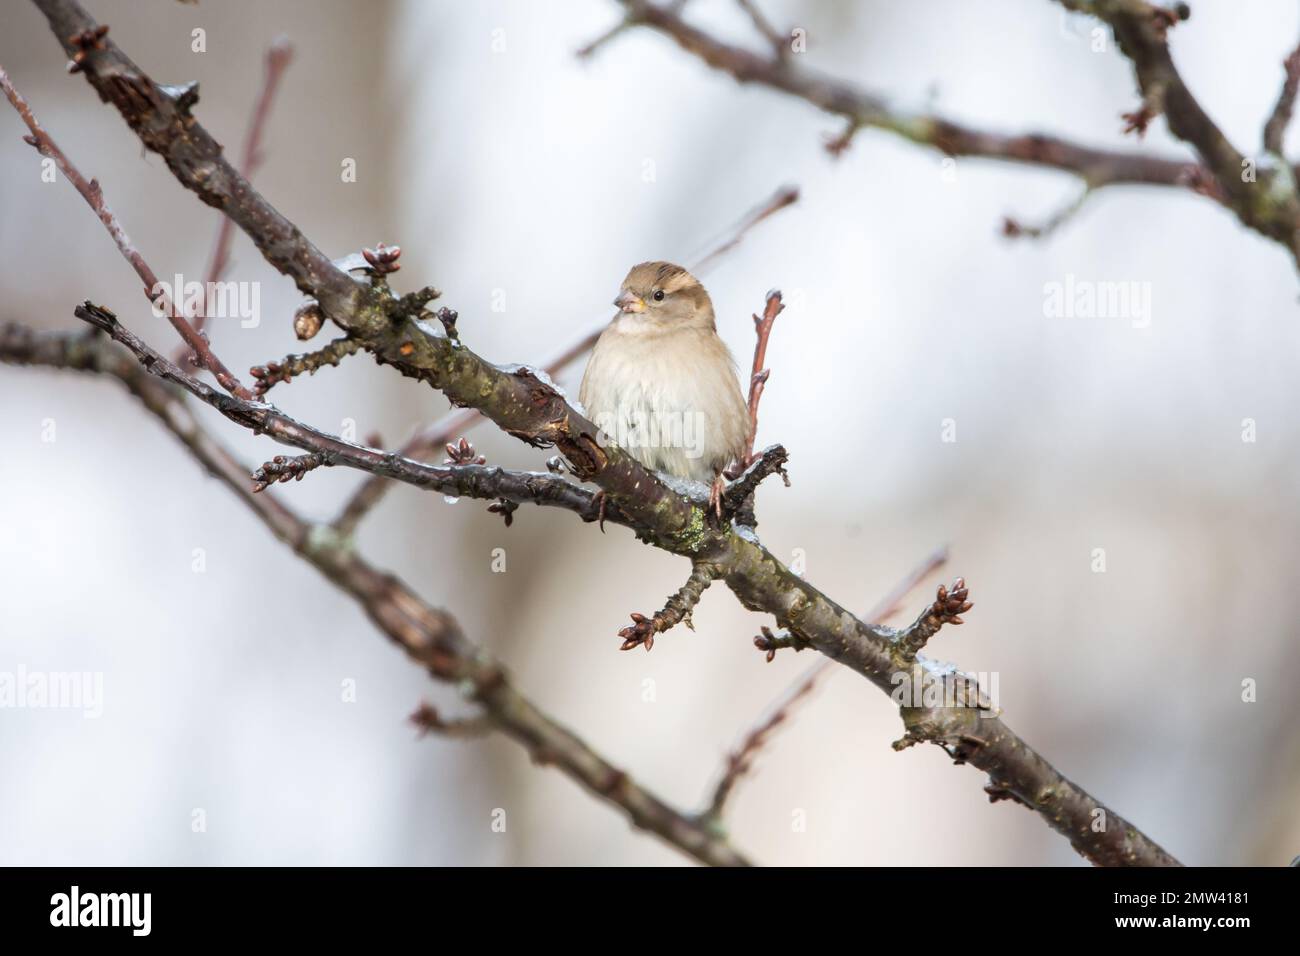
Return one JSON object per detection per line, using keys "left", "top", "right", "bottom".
{"left": 580, "top": 262, "right": 750, "bottom": 516}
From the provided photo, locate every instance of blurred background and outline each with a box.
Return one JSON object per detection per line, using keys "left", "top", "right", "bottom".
{"left": 1, "top": 0, "right": 1297, "bottom": 866}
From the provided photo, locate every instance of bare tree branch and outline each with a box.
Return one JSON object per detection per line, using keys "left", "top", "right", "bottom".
{"left": 0, "top": 62, "right": 253, "bottom": 397}
{"left": 1053, "top": 0, "right": 1300, "bottom": 265}
{"left": 250, "top": 336, "right": 362, "bottom": 396}
{"left": 889, "top": 578, "right": 974, "bottom": 660}
{"left": 19, "top": 0, "right": 1183, "bottom": 867}
{"left": 410, "top": 702, "right": 493, "bottom": 740}
{"left": 1264, "top": 40, "right": 1300, "bottom": 157}
{"left": 1002, "top": 186, "right": 1094, "bottom": 241}
{"left": 722, "top": 443, "right": 789, "bottom": 518}
{"left": 192, "top": 36, "right": 293, "bottom": 340}
{"left": 0, "top": 321, "right": 749, "bottom": 868}
{"left": 606, "top": 0, "right": 1196, "bottom": 188}
{"left": 740, "top": 290, "right": 782, "bottom": 470}
{"left": 618, "top": 561, "right": 719, "bottom": 651}
{"left": 606, "top": 0, "right": 1300, "bottom": 270}
{"left": 734, "top": 0, "right": 788, "bottom": 61}
{"left": 72, "top": 302, "right": 625, "bottom": 529}
{"left": 705, "top": 546, "right": 950, "bottom": 822}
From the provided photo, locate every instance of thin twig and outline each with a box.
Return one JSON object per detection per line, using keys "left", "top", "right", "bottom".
{"left": 1002, "top": 186, "right": 1093, "bottom": 240}
{"left": 890, "top": 578, "right": 973, "bottom": 660}
{"left": 704, "top": 546, "right": 949, "bottom": 821}
{"left": 1051, "top": 0, "right": 1300, "bottom": 268}
{"left": 735, "top": 0, "right": 787, "bottom": 59}
{"left": 608, "top": 0, "right": 1194, "bottom": 187}
{"left": 576, "top": 16, "right": 632, "bottom": 58}
{"left": 71, "top": 302, "right": 624, "bottom": 527}
{"left": 250, "top": 336, "right": 362, "bottom": 396}
{"left": 0, "top": 64, "right": 254, "bottom": 398}
{"left": 410, "top": 702, "right": 493, "bottom": 739}
{"left": 193, "top": 36, "right": 293, "bottom": 336}
{"left": 610, "top": 0, "right": 1300, "bottom": 271}
{"left": 0, "top": 320, "right": 749, "bottom": 867}
{"left": 1264, "top": 39, "right": 1300, "bottom": 157}
{"left": 617, "top": 562, "right": 718, "bottom": 651}
{"left": 741, "top": 290, "right": 783, "bottom": 468}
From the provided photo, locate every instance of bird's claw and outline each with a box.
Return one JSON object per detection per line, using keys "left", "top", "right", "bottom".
{"left": 708, "top": 475, "right": 725, "bottom": 521}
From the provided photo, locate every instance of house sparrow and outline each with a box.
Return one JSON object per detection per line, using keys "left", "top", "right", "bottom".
{"left": 580, "top": 261, "right": 750, "bottom": 516}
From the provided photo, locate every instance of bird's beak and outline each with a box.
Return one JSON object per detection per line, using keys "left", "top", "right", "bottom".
{"left": 614, "top": 290, "right": 645, "bottom": 313}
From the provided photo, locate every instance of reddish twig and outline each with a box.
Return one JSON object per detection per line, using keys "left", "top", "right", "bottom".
{"left": 738, "top": 290, "right": 783, "bottom": 470}
{"left": 1002, "top": 186, "right": 1093, "bottom": 241}
{"left": 1264, "top": 40, "right": 1300, "bottom": 156}
{"left": 1049, "top": 0, "right": 1300, "bottom": 269}
{"left": 410, "top": 701, "right": 492, "bottom": 739}
{"left": 617, "top": 563, "right": 718, "bottom": 652}
{"left": 705, "top": 546, "right": 949, "bottom": 821}
{"left": 0, "top": 64, "right": 254, "bottom": 399}
{"left": 893, "top": 577, "right": 973, "bottom": 660}
{"left": 192, "top": 36, "right": 293, "bottom": 340}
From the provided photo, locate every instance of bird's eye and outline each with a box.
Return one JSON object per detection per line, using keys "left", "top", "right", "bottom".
{"left": 652, "top": 290, "right": 665, "bottom": 302}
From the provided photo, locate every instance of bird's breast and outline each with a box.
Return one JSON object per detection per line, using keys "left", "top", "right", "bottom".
{"left": 579, "top": 327, "right": 748, "bottom": 481}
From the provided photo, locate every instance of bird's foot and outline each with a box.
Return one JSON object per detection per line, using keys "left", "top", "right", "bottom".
{"left": 707, "top": 475, "right": 725, "bottom": 522}
{"left": 592, "top": 490, "right": 607, "bottom": 533}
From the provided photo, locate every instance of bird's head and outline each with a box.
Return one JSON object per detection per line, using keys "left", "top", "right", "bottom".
{"left": 613, "top": 261, "right": 715, "bottom": 331}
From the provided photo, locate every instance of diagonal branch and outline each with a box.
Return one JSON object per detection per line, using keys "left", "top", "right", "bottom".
{"left": 617, "top": 561, "right": 719, "bottom": 651}
{"left": 609, "top": 0, "right": 1300, "bottom": 269}
{"left": 30, "top": 0, "right": 370, "bottom": 324}
{"left": 1053, "top": 0, "right": 1300, "bottom": 265}
{"left": 607, "top": 0, "right": 1195, "bottom": 188}
{"left": 72, "top": 302, "right": 624, "bottom": 529}
{"left": 0, "top": 63, "right": 253, "bottom": 397}
{"left": 1002, "top": 185, "right": 1094, "bottom": 241}
{"left": 28, "top": 0, "right": 1182, "bottom": 867}
{"left": 0, "top": 321, "right": 749, "bottom": 868}
{"left": 704, "top": 546, "right": 950, "bottom": 822}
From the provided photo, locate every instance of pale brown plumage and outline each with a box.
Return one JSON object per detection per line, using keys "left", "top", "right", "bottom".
{"left": 580, "top": 262, "right": 749, "bottom": 508}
